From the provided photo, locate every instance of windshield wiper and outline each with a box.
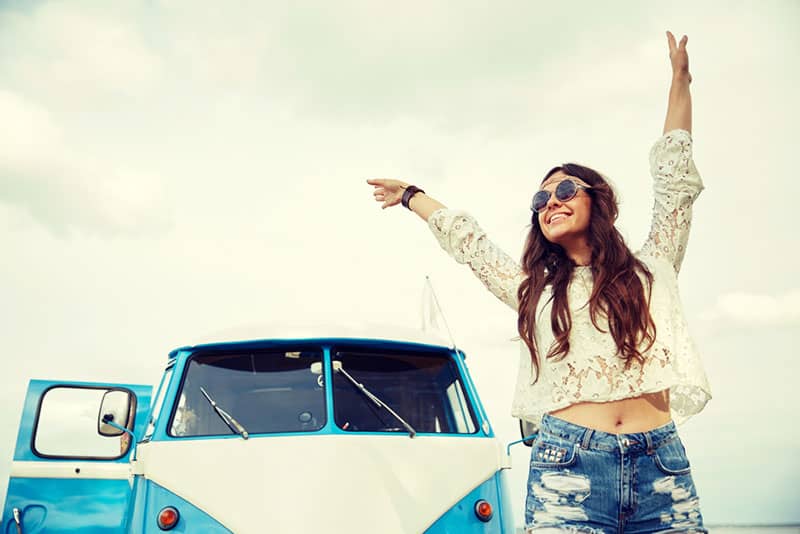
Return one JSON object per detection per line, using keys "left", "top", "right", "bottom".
{"left": 333, "top": 361, "right": 416, "bottom": 438}
{"left": 199, "top": 386, "right": 249, "bottom": 439}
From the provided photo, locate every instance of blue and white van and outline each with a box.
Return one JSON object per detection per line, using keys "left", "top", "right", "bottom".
{"left": 3, "top": 328, "right": 515, "bottom": 533}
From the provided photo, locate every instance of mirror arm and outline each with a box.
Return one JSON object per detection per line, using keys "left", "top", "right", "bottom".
{"left": 103, "top": 417, "right": 138, "bottom": 461}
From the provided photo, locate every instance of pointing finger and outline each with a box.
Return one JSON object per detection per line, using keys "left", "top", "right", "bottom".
{"left": 680, "top": 35, "right": 688, "bottom": 49}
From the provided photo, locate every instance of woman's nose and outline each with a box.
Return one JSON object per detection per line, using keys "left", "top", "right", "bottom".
{"left": 546, "top": 192, "right": 562, "bottom": 210}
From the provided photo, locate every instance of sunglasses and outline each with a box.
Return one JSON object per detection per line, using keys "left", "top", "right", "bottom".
{"left": 531, "top": 179, "right": 590, "bottom": 213}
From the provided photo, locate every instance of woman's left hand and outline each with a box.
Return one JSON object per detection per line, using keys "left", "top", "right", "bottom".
{"left": 666, "top": 31, "right": 692, "bottom": 83}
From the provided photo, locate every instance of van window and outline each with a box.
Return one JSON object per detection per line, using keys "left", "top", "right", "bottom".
{"left": 332, "top": 350, "right": 477, "bottom": 434}
{"left": 169, "top": 350, "right": 325, "bottom": 437}
{"left": 143, "top": 367, "right": 173, "bottom": 441}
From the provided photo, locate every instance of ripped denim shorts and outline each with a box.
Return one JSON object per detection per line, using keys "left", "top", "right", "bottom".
{"left": 525, "top": 414, "right": 706, "bottom": 533}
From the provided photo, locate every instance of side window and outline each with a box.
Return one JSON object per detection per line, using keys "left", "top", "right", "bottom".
{"left": 143, "top": 368, "right": 173, "bottom": 440}
{"left": 33, "top": 386, "right": 135, "bottom": 459}
{"left": 445, "top": 381, "right": 476, "bottom": 434}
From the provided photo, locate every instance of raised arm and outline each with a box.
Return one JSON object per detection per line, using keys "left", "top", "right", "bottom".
{"left": 663, "top": 31, "right": 692, "bottom": 134}
{"left": 639, "top": 32, "right": 702, "bottom": 273}
{"left": 367, "top": 178, "right": 524, "bottom": 310}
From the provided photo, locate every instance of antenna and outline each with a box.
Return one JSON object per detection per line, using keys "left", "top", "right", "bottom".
{"left": 422, "top": 275, "right": 458, "bottom": 350}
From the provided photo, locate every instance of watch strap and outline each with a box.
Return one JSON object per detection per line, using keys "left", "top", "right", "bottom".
{"left": 401, "top": 185, "right": 425, "bottom": 210}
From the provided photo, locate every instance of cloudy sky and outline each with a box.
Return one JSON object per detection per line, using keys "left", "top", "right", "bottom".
{"left": 1, "top": 0, "right": 798, "bottom": 527}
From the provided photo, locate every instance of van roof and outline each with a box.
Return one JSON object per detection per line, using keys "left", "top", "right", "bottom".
{"left": 168, "top": 322, "right": 454, "bottom": 358}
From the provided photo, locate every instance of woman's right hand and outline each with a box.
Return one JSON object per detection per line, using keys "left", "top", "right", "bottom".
{"left": 366, "top": 178, "right": 409, "bottom": 210}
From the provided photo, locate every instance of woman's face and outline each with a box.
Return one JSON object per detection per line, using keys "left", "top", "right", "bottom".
{"left": 536, "top": 171, "right": 593, "bottom": 247}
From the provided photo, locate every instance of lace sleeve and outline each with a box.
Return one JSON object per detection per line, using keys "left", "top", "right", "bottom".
{"left": 638, "top": 129, "right": 704, "bottom": 273}
{"left": 427, "top": 208, "right": 525, "bottom": 311}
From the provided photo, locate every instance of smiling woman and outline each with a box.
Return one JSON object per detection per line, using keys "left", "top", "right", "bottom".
{"left": 521, "top": 161, "right": 658, "bottom": 386}
{"left": 532, "top": 171, "right": 593, "bottom": 263}
{"left": 367, "top": 31, "right": 711, "bottom": 533}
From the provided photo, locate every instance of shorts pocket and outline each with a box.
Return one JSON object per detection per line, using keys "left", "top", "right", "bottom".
{"left": 526, "top": 435, "right": 591, "bottom": 523}
{"left": 653, "top": 437, "right": 691, "bottom": 476}
{"left": 530, "top": 435, "right": 579, "bottom": 469}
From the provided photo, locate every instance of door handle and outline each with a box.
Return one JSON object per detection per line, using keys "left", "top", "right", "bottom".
{"left": 13, "top": 507, "right": 23, "bottom": 534}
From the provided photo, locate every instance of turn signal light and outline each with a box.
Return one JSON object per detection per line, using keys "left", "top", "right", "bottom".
{"left": 474, "top": 499, "right": 493, "bottom": 522}
{"left": 157, "top": 506, "right": 180, "bottom": 530}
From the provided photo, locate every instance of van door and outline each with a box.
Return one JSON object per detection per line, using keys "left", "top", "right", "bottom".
{"left": 2, "top": 379, "right": 152, "bottom": 533}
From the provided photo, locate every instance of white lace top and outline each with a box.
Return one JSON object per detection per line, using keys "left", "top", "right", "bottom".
{"left": 427, "top": 129, "right": 711, "bottom": 427}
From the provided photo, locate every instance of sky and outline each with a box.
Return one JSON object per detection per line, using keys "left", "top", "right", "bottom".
{"left": 1, "top": 0, "right": 799, "bottom": 527}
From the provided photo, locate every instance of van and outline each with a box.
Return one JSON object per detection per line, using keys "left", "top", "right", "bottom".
{"left": 3, "top": 330, "right": 515, "bottom": 533}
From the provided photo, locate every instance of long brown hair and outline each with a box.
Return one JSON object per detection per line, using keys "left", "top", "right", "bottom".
{"left": 516, "top": 164, "right": 656, "bottom": 381}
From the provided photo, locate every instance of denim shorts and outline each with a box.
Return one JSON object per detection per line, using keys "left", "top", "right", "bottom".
{"left": 525, "top": 414, "right": 706, "bottom": 533}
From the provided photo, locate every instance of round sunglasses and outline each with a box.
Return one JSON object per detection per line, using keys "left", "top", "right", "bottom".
{"left": 531, "top": 179, "right": 590, "bottom": 213}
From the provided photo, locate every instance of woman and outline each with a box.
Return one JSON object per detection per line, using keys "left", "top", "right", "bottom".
{"left": 367, "top": 31, "right": 710, "bottom": 533}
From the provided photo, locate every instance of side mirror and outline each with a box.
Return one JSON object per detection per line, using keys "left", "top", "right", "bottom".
{"left": 98, "top": 389, "right": 133, "bottom": 437}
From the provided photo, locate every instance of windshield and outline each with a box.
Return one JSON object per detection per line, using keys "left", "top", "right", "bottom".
{"left": 169, "top": 350, "right": 325, "bottom": 437}
{"left": 332, "top": 349, "right": 477, "bottom": 434}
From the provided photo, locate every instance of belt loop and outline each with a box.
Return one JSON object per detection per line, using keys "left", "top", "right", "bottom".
{"left": 580, "top": 428, "right": 594, "bottom": 450}
{"left": 644, "top": 431, "right": 654, "bottom": 455}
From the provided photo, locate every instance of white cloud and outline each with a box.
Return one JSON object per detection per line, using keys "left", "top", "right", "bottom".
{"left": 700, "top": 289, "right": 800, "bottom": 326}
{"left": 0, "top": 2, "right": 162, "bottom": 103}
{"left": 0, "top": 90, "right": 172, "bottom": 236}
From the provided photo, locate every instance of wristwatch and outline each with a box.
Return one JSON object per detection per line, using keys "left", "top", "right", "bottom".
{"left": 401, "top": 185, "right": 426, "bottom": 210}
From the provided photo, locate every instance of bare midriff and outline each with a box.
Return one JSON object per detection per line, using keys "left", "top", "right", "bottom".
{"left": 549, "top": 389, "right": 671, "bottom": 434}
